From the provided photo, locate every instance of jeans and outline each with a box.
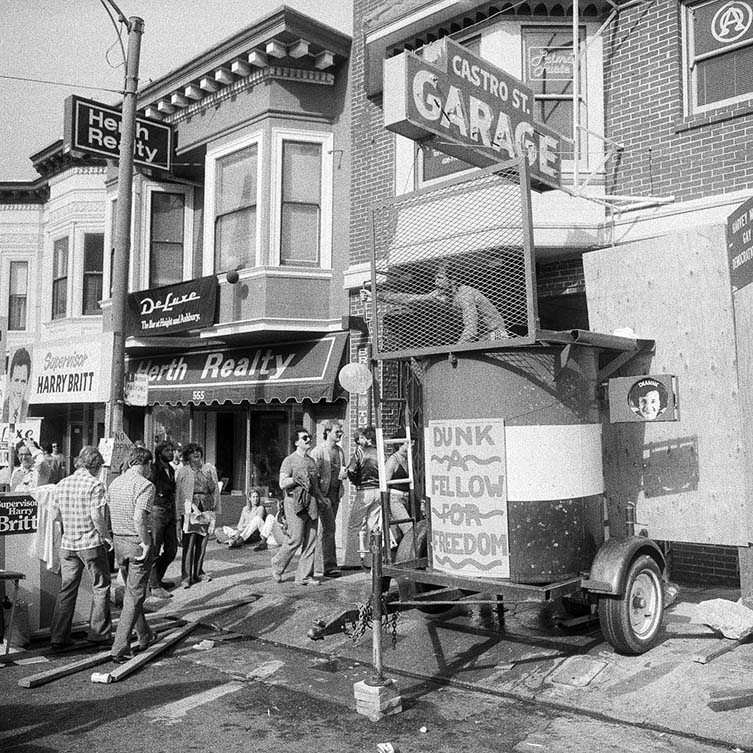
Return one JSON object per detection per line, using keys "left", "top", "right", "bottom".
{"left": 50, "top": 545, "right": 112, "bottom": 645}
{"left": 112, "top": 536, "right": 154, "bottom": 658}
{"left": 314, "top": 491, "right": 340, "bottom": 574}
{"left": 149, "top": 506, "right": 178, "bottom": 588}
{"left": 271, "top": 496, "right": 319, "bottom": 583}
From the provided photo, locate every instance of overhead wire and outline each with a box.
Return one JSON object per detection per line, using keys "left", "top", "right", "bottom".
{"left": 0, "top": 73, "right": 122, "bottom": 94}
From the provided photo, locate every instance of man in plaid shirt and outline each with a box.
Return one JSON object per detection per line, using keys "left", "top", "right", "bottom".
{"left": 50, "top": 446, "right": 112, "bottom": 648}
{"left": 107, "top": 446, "right": 157, "bottom": 663}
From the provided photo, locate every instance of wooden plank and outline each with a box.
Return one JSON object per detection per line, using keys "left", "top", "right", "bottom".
{"left": 17, "top": 600, "right": 255, "bottom": 688}
{"left": 19, "top": 649, "right": 114, "bottom": 688}
{"left": 693, "top": 638, "right": 745, "bottom": 665}
{"left": 105, "top": 623, "right": 199, "bottom": 683}
{"left": 2, "top": 618, "right": 186, "bottom": 667}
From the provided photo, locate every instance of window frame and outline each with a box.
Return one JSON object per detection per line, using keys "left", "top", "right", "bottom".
{"left": 51, "top": 236, "right": 69, "bottom": 320}
{"left": 8, "top": 260, "right": 29, "bottom": 331}
{"left": 82, "top": 232, "right": 105, "bottom": 316}
{"left": 203, "top": 131, "right": 263, "bottom": 275}
{"left": 521, "top": 24, "right": 588, "bottom": 163}
{"left": 270, "top": 128, "right": 333, "bottom": 269}
{"left": 683, "top": 0, "right": 753, "bottom": 114}
{"left": 142, "top": 182, "right": 194, "bottom": 288}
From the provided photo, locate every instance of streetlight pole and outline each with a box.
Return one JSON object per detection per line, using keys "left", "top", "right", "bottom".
{"left": 107, "top": 15, "right": 144, "bottom": 436}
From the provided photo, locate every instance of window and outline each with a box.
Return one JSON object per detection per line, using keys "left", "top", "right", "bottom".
{"left": 150, "top": 192, "right": 185, "bottom": 286}
{"left": 8, "top": 261, "right": 28, "bottom": 330}
{"left": 280, "top": 141, "right": 322, "bottom": 266}
{"left": 83, "top": 233, "right": 104, "bottom": 315}
{"left": 214, "top": 144, "right": 258, "bottom": 272}
{"left": 686, "top": 0, "right": 753, "bottom": 112}
{"left": 523, "top": 27, "right": 587, "bottom": 160}
{"left": 52, "top": 237, "right": 68, "bottom": 320}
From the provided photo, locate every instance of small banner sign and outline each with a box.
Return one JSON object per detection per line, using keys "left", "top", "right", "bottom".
{"left": 609, "top": 374, "right": 679, "bottom": 423}
{"left": 126, "top": 276, "right": 217, "bottom": 337}
{"left": 727, "top": 195, "right": 753, "bottom": 292}
{"left": 0, "top": 494, "right": 37, "bottom": 536}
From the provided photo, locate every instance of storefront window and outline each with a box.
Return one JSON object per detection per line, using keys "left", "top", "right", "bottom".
{"left": 152, "top": 404, "right": 191, "bottom": 448}
{"left": 249, "top": 411, "right": 289, "bottom": 498}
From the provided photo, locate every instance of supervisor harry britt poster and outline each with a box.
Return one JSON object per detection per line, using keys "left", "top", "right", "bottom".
{"left": 425, "top": 418, "right": 509, "bottom": 578}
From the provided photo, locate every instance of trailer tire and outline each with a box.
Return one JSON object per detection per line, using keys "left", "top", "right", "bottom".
{"left": 598, "top": 554, "right": 664, "bottom": 655}
{"left": 394, "top": 521, "right": 452, "bottom": 615}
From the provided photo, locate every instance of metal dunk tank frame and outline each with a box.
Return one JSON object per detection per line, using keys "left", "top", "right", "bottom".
{"left": 352, "top": 157, "right": 668, "bottom": 657}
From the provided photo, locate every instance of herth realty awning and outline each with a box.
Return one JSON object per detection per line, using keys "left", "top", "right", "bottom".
{"left": 126, "top": 333, "right": 348, "bottom": 406}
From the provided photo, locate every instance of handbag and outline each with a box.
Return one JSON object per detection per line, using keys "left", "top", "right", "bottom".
{"left": 189, "top": 510, "right": 211, "bottom": 525}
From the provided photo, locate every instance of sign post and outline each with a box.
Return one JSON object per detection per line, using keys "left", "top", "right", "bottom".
{"left": 108, "top": 16, "right": 144, "bottom": 437}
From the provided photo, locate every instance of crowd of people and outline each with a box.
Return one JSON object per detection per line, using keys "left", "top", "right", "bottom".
{"left": 38, "top": 422, "right": 413, "bottom": 662}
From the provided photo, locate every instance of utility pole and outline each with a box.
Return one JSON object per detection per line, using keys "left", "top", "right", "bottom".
{"left": 107, "top": 15, "right": 144, "bottom": 436}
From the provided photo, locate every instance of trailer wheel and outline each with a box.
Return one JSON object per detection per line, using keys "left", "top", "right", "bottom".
{"left": 394, "top": 521, "right": 452, "bottom": 615}
{"left": 597, "top": 554, "right": 664, "bottom": 655}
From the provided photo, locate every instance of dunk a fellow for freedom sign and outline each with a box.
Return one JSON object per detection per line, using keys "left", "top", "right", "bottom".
{"left": 425, "top": 418, "right": 509, "bottom": 578}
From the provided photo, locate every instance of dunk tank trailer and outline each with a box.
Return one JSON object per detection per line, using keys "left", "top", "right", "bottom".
{"left": 365, "top": 156, "right": 666, "bottom": 656}
{"left": 312, "top": 38, "right": 669, "bottom": 656}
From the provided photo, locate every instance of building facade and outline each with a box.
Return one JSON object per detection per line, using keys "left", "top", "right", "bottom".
{"left": 1, "top": 7, "right": 352, "bottom": 501}
{"left": 348, "top": 0, "right": 753, "bottom": 587}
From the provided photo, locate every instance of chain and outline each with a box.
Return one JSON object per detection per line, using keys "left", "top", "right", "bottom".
{"left": 389, "top": 607, "right": 399, "bottom": 649}
{"left": 351, "top": 598, "right": 373, "bottom": 644}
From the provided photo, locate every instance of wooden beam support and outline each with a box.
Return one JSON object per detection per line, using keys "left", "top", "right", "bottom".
{"left": 230, "top": 59, "right": 251, "bottom": 77}
{"left": 214, "top": 67, "right": 234, "bottom": 85}
{"left": 314, "top": 50, "right": 335, "bottom": 69}
{"left": 199, "top": 76, "right": 219, "bottom": 92}
{"left": 265, "top": 39, "right": 287, "bottom": 58}
{"left": 288, "top": 39, "right": 310, "bottom": 58}
{"left": 247, "top": 49, "right": 268, "bottom": 67}
{"left": 184, "top": 84, "right": 203, "bottom": 100}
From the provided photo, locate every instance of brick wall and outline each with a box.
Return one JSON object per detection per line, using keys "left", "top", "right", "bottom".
{"left": 605, "top": 0, "right": 753, "bottom": 201}
{"left": 667, "top": 543, "right": 740, "bottom": 587}
{"left": 536, "top": 258, "right": 586, "bottom": 299}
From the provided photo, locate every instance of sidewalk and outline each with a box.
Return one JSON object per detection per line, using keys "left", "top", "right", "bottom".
{"left": 149, "top": 539, "right": 753, "bottom": 750}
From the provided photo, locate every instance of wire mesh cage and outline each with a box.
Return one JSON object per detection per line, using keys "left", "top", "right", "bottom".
{"left": 369, "top": 160, "right": 537, "bottom": 359}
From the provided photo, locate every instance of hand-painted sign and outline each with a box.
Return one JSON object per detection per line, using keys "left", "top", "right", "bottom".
{"left": 425, "top": 418, "right": 509, "bottom": 578}
{"left": 0, "top": 494, "right": 37, "bottom": 535}
{"left": 384, "top": 37, "right": 563, "bottom": 190}
{"left": 126, "top": 276, "right": 217, "bottom": 337}
{"left": 727, "top": 195, "right": 753, "bottom": 292}
{"left": 64, "top": 95, "right": 173, "bottom": 170}
{"left": 30, "top": 335, "right": 112, "bottom": 405}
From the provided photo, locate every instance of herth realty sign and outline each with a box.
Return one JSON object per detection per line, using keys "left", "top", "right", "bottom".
{"left": 64, "top": 95, "right": 173, "bottom": 170}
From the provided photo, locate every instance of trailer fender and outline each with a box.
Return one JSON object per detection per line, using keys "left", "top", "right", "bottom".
{"left": 581, "top": 536, "right": 666, "bottom": 596}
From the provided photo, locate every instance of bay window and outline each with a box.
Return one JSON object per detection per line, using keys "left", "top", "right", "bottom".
{"left": 52, "top": 237, "right": 68, "bottom": 320}
{"left": 8, "top": 261, "right": 28, "bottom": 330}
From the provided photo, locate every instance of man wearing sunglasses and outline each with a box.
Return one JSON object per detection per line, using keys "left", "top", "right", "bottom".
{"left": 271, "top": 427, "right": 327, "bottom": 586}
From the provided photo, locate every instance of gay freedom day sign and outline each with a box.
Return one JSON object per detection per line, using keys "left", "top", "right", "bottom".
{"left": 425, "top": 418, "right": 509, "bottom": 578}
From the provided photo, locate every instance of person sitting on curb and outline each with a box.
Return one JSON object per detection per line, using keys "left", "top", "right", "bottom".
{"left": 217, "top": 488, "right": 266, "bottom": 548}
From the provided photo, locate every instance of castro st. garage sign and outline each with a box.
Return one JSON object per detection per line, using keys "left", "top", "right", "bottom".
{"left": 384, "top": 37, "right": 563, "bottom": 190}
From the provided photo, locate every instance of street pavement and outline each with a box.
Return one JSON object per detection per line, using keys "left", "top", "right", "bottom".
{"left": 3, "top": 538, "right": 752, "bottom": 752}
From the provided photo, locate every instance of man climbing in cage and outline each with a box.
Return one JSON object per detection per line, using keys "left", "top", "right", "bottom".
{"left": 377, "top": 261, "right": 509, "bottom": 344}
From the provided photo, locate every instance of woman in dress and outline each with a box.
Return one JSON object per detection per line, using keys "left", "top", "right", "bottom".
{"left": 175, "top": 443, "right": 221, "bottom": 588}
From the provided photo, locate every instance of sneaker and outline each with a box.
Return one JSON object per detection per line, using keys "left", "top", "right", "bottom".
{"left": 324, "top": 569, "right": 341, "bottom": 578}
{"left": 296, "top": 578, "right": 321, "bottom": 586}
{"left": 149, "top": 586, "right": 173, "bottom": 599}
{"left": 252, "top": 541, "right": 268, "bottom": 551}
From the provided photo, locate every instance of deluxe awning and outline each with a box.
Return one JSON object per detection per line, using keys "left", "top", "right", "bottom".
{"left": 126, "top": 333, "right": 348, "bottom": 406}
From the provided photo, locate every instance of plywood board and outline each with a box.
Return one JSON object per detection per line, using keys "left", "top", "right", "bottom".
{"left": 583, "top": 223, "right": 749, "bottom": 545}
